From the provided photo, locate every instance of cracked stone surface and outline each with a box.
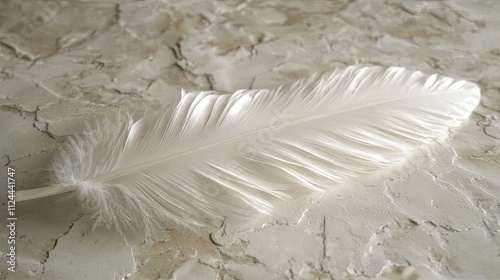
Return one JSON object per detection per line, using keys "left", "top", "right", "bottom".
{"left": 1, "top": 0, "right": 499, "bottom": 279}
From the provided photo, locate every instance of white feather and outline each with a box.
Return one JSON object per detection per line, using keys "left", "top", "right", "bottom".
{"left": 18, "top": 66, "right": 480, "bottom": 234}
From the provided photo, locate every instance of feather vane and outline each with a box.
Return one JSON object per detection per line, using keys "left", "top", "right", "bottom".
{"left": 34, "top": 66, "right": 480, "bottom": 233}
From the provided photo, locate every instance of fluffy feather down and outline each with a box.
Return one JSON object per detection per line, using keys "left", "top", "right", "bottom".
{"left": 52, "top": 66, "right": 480, "bottom": 234}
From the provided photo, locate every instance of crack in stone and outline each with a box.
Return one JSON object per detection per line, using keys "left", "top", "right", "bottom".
{"left": 287, "top": 259, "right": 297, "bottom": 280}
{"left": 40, "top": 214, "right": 86, "bottom": 273}
{"left": 426, "top": 56, "right": 445, "bottom": 71}
{"left": 33, "top": 121, "right": 56, "bottom": 138}
{"left": 481, "top": 220, "right": 500, "bottom": 245}
{"left": 2, "top": 155, "right": 11, "bottom": 167}
{"left": 114, "top": 4, "right": 121, "bottom": 25}
{"left": 217, "top": 250, "right": 267, "bottom": 267}
{"left": 209, "top": 217, "right": 227, "bottom": 246}
{"left": 483, "top": 127, "right": 500, "bottom": 140}
{"left": 168, "top": 39, "right": 222, "bottom": 91}
{"left": 33, "top": 106, "right": 58, "bottom": 138}
{"left": 0, "top": 104, "right": 37, "bottom": 118}
{"left": 169, "top": 41, "right": 184, "bottom": 61}
{"left": 387, "top": 2, "right": 417, "bottom": 16}
{"left": 428, "top": 10, "right": 454, "bottom": 28}
{"left": 442, "top": 2, "right": 486, "bottom": 28}
{"left": 322, "top": 216, "right": 327, "bottom": 260}
{"left": 205, "top": 73, "right": 215, "bottom": 90}
{"left": 248, "top": 76, "right": 256, "bottom": 89}
{"left": 173, "top": 59, "right": 215, "bottom": 91}
{"left": 363, "top": 215, "right": 486, "bottom": 274}
{"left": 408, "top": 217, "right": 473, "bottom": 234}
{"left": 303, "top": 259, "right": 335, "bottom": 280}
{"left": 9, "top": 149, "right": 53, "bottom": 164}
{"left": 197, "top": 259, "right": 244, "bottom": 280}
{"left": 0, "top": 41, "right": 36, "bottom": 61}
{"left": 145, "top": 78, "right": 158, "bottom": 90}
{"left": 426, "top": 170, "right": 495, "bottom": 219}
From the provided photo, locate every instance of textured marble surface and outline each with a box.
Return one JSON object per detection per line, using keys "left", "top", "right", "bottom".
{"left": 0, "top": 0, "right": 499, "bottom": 279}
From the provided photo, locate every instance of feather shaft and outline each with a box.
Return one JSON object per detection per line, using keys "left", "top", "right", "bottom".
{"left": 17, "top": 185, "right": 76, "bottom": 202}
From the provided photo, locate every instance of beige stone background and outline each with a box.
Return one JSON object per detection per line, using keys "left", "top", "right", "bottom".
{"left": 1, "top": 0, "right": 500, "bottom": 279}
